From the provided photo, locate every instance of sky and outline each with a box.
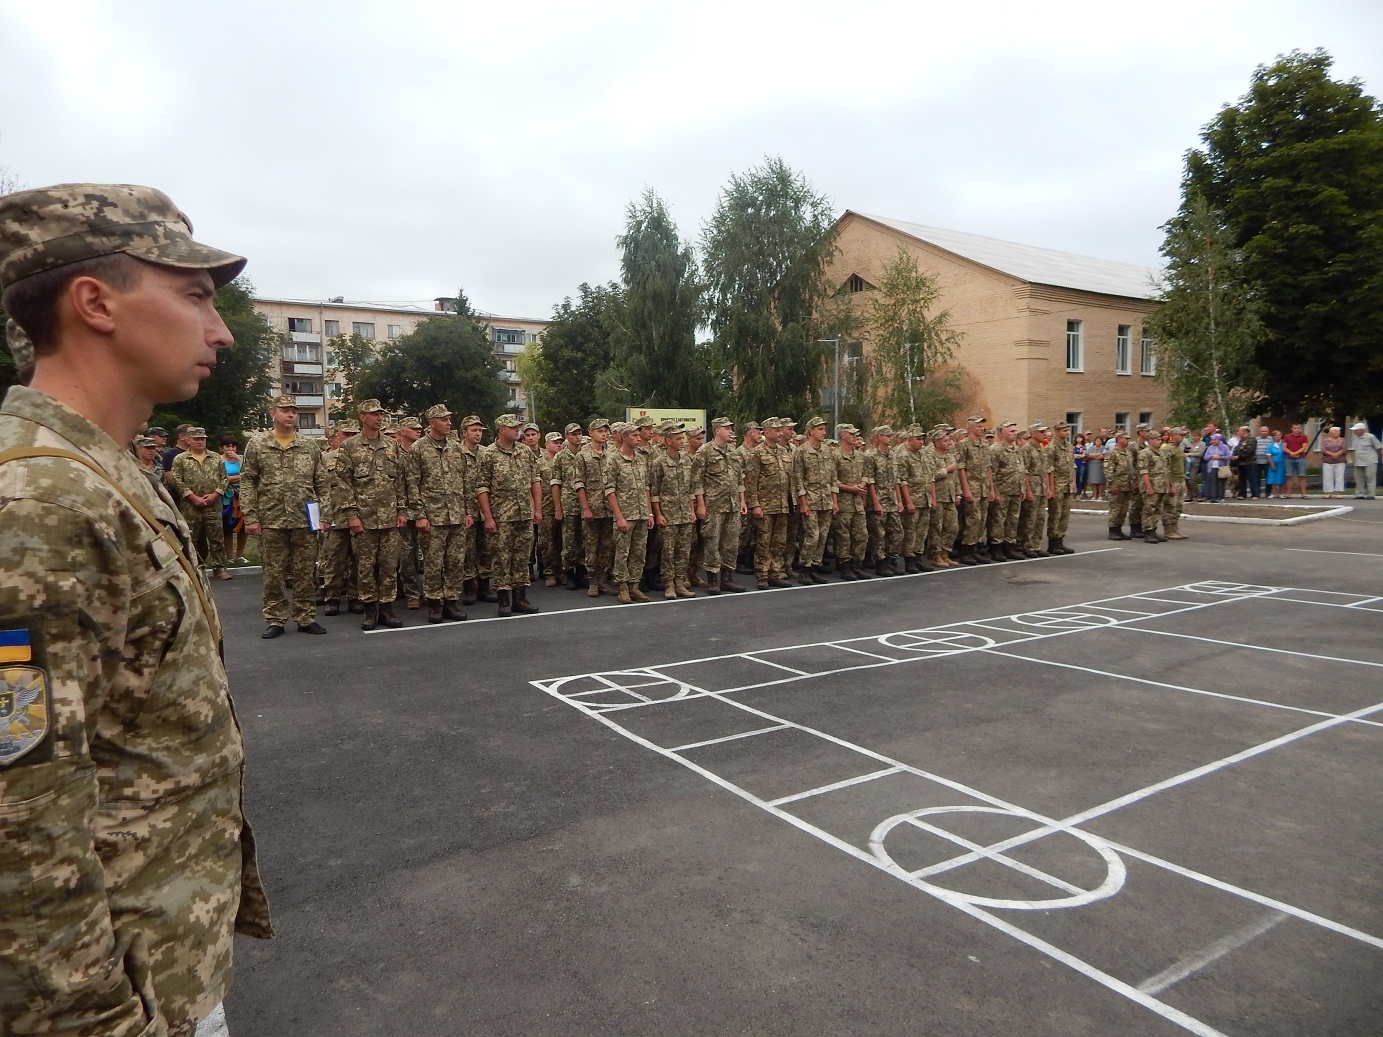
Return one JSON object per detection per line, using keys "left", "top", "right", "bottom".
{"left": 2, "top": 0, "right": 1380, "bottom": 320}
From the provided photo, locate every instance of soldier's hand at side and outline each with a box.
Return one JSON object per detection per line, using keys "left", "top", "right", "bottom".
{"left": 696, "top": 503, "right": 706, "bottom": 521}
{"left": 554, "top": 506, "right": 564, "bottom": 521}
{"left": 484, "top": 517, "right": 497, "bottom": 533}
{"left": 246, "top": 521, "right": 262, "bottom": 537}
{"left": 582, "top": 507, "right": 593, "bottom": 520}
{"left": 396, "top": 514, "right": 408, "bottom": 528}
{"left": 904, "top": 503, "right": 915, "bottom": 515}
{"left": 349, "top": 518, "right": 364, "bottom": 534}
{"left": 799, "top": 501, "right": 810, "bottom": 516}
{"left": 616, "top": 517, "right": 629, "bottom": 533}
{"left": 751, "top": 506, "right": 763, "bottom": 518}
{"left": 873, "top": 503, "right": 882, "bottom": 514}
{"left": 465, "top": 515, "right": 474, "bottom": 528}
{"left": 962, "top": 489, "right": 973, "bottom": 502}
{"left": 646, "top": 516, "right": 655, "bottom": 529}
{"left": 655, "top": 513, "right": 667, "bottom": 527}
{"left": 416, "top": 518, "right": 431, "bottom": 532}
{"left": 831, "top": 502, "right": 839, "bottom": 514}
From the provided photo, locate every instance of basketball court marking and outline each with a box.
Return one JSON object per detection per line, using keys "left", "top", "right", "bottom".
{"left": 530, "top": 581, "right": 1382, "bottom": 1037}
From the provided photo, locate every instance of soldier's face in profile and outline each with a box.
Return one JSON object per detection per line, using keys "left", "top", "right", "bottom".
{"left": 111, "top": 265, "right": 233, "bottom": 405}
{"left": 429, "top": 416, "right": 452, "bottom": 438}
{"left": 566, "top": 431, "right": 582, "bottom": 449}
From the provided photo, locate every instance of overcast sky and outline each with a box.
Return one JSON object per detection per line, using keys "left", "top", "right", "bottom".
{"left": 2, "top": 0, "right": 1380, "bottom": 319}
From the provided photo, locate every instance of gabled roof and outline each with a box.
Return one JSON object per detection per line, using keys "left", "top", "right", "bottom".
{"left": 852, "top": 212, "right": 1161, "bottom": 301}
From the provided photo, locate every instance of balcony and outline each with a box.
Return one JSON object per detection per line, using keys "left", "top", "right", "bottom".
{"left": 290, "top": 331, "right": 321, "bottom": 344}
{"left": 282, "top": 362, "right": 323, "bottom": 376}
{"left": 293, "top": 395, "right": 325, "bottom": 408}
{"left": 499, "top": 370, "right": 521, "bottom": 383}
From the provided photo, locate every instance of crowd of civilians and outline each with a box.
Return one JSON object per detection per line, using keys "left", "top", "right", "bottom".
{"left": 1071, "top": 421, "right": 1381, "bottom": 503}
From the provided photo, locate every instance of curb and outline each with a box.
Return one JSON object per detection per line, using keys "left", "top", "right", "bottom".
{"left": 1071, "top": 505, "right": 1353, "bottom": 527}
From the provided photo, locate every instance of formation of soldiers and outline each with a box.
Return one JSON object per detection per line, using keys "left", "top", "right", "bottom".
{"left": 134, "top": 396, "right": 1196, "bottom": 637}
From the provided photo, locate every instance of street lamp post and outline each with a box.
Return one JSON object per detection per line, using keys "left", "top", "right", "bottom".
{"left": 818, "top": 338, "right": 841, "bottom": 429}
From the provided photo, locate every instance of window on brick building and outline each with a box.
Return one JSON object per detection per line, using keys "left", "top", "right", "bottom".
{"left": 1115, "top": 325, "right": 1131, "bottom": 375}
{"left": 1066, "top": 320, "right": 1083, "bottom": 372}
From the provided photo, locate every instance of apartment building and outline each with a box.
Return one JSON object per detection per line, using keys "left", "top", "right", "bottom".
{"left": 253, "top": 297, "right": 548, "bottom": 434}
{"left": 826, "top": 212, "right": 1168, "bottom": 434}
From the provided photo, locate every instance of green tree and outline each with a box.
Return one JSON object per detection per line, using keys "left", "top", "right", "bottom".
{"left": 531, "top": 282, "right": 623, "bottom": 427}
{"left": 1144, "top": 195, "right": 1264, "bottom": 430}
{"left": 861, "top": 246, "right": 964, "bottom": 429}
{"left": 352, "top": 291, "right": 504, "bottom": 420}
{"left": 325, "top": 331, "right": 377, "bottom": 420}
{"left": 152, "top": 277, "right": 276, "bottom": 437}
{"left": 1184, "top": 49, "right": 1383, "bottom": 416}
{"left": 515, "top": 341, "right": 545, "bottom": 427}
{"left": 610, "top": 189, "right": 712, "bottom": 410}
{"left": 701, "top": 157, "right": 848, "bottom": 422}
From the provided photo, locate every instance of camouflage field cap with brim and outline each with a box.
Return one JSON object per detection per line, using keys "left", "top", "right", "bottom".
{"left": 742, "top": 420, "right": 762, "bottom": 431}
{"left": 269, "top": 394, "right": 298, "bottom": 409}
{"left": 803, "top": 416, "right": 827, "bottom": 430}
{"left": 928, "top": 429, "right": 951, "bottom": 443}
{"left": 632, "top": 414, "right": 655, "bottom": 428}
{"left": 966, "top": 414, "right": 986, "bottom": 425}
{"left": 781, "top": 416, "right": 799, "bottom": 427}
{"left": 586, "top": 417, "right": 610, "bottom": 432}
{"left": 459, "top": 414, "right": 485, "bottom": 429}
{"left": 545, "top": 431, "right": 563, "bottom": 443}
{"left": 521, "top": 422, "right": 539, "bottom": 434}
{"left": 1053, "top": 420, "right": 1071, "bottom": 430}
{"left": 398, "top": 416, "right": 423, "bottom": 431}
{"left": 1029, "top": 421, "right": 1049, "bottom": 432}
{"left": 0, "top": 183, "right": 246, "bottom": 290}
{"left": 136, "top": 436, "right": 159, "bottom": 448}
{"left": 495, "top": 414, "right": 522, "bottom": 429}
{"left": 564, "top": 422, "right": 583, "bottom": 435}
{"left": 423, "top": 404, "right": 453, "bottom": 421}
{"left": 905, "top": 424, "right": 925, "bottom": 437}
{"left": 684, "top": 424, "right": 705, "bottom": 437}
{"left": 5, "top": 319, "right": 34, "bottom": 370}
{"left": 872, "top": 425, "right": 894, "bottom": 438}
{"left": 662, "top": 421, "right": 686, "bottom": 435}
{"left": 357, "top": 398, "right": 385, "bottom": 414}
{"left": 339, "top": 420, "right": 361, "bottom": 434}
{"left": 710, "top": 416, "right": 733, "bottom": 429}
{"left": 146, "top": 426, "right": 168, "bottom": 437}
{"left": 1016, "top": 428, "right": 1032, "bottom": 440}
{"left": 1135, "top": 422, "right": 1152, "bottom": 432}
{"left": 187, "top": 426, "right": 207, "bottom": 439}
{"left": 655, "top": 419, "right": 678, "bottom": 434}
{"left": 997, "top": 420, "right": 1017, "bottom": 431}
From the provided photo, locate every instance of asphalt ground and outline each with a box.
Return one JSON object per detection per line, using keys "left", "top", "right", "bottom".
{"left": 219, "top": 506, "right": 1383, "bottom": 1037}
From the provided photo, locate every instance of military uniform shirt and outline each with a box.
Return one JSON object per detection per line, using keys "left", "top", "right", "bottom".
{"left": 990, "top": 442, "right": 1026, "bottom": 496}
{"left": 407, "top": 433, "right": 470, "bottom": 525}
{"left": 241, "top": 430, "right": 325, "bottom": 528}
{"left": 792, "top": 442, "right": 836, "bottom": 510}
{"left": 170, "top": 450, "right": 229, "bottom": 503}
{"left": 477, "top": 441, "right": 540, "bottom": 521}
{"left": 335, "top": 432, "right": 405, "bottom": 529}
{"left": 572, "top": 444, "right": 613, "bottom": 518}
{"left": 864, "top": 446, "right": 900, "bottom": 511}
{"left": 691, "top": 441, "right": 743, "bottom": 513}
{"left": 745, "top": 442, "right": 792, "bottom": 514}
{"left": 603, "top": 450, "right": 651, "bottom": 520}
{"left": 649, "top": 452, "right": 696, "bottom": 524}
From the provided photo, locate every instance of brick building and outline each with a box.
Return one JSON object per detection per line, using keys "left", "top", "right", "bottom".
{"left": 827, "top": 212, "right": 1168, "bottom": 433}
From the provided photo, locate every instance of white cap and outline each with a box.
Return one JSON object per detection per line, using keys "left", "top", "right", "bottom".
{"left": 1352, "top": 422, "right": 1368, "bottom": 431}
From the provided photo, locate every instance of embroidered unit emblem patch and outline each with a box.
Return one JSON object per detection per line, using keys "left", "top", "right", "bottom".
{"left": 0, "top": 664, "right": 50, "bottom": 766}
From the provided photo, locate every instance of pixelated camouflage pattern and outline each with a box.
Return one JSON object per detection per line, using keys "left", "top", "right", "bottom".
{"left": 649, "top": 451, "right": 695, "bottom": 524}
{"left": 240, "top": 430, "right": 325, "bottom": 528}
{"left": 744, "top": 442, "right": 791, "bottom": 514}
{"left": 989, "top": 441, "right": 1026, "bottom": 497}
{"left": 6, "top": 318, "right": 34, "bottom": 369}
{"left": 170, "top": 450, "right": 228, "bottom": 504}
{"left": 791, "top": 441, "right": 836, "bottom": 511}
{"left": 573, "top": 444, "right": 613, "bottom": 518}
{"left": 603, "top": 450, "right": 650, "bottom": 521}
{"left": 260, "top": 528, "right": 317, "bottom": 625}
{"left": 477, "top": 441, "right": 540, "bottom": 523}
{"left": 335, "top": 432, "right": 405, "bottom": 529}
{"left": 863, "top": 446, "right": 899, "bottom": 511}
{"left": 407, "top": 433, "right": 469, "bottom": 526}
{"left": 0, "top": 385, "right": 269, "bottom": 1036}
{"left": 0, "top": 183, "right": 245, "bottom": 289}
{"left": 691, "top": 441, "right": 742, "bottom": 514}
{"left": 833, "top": 447, "right": 870, "bottom": 514}
{"left": 551, "top": 445, "right": 583, "bottom": 509}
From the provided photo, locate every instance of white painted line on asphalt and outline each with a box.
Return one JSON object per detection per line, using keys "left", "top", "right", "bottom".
{"left": 745, "top": 656, "right": 811, "bottom": 677}
{"left": 1118, "top": 627, "right": 1383, "bottom": 670}
{"left": 670, "top": 724, "right": 791, "bottom": 753}
{"left": 1136, "top": 911, "right": 1290, "bottom": 995}
{"left": 768, "top": 766, "right": 905, "bottom": 806}
{"left": 1283, "top": 548, "right": 1383, "bottom": 558}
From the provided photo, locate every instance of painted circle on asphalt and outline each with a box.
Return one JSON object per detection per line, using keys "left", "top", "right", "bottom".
{"left": 1008, "top": 609, "right": 1120, "bottom": 631}
{"left": 548, "top": 671, "right": 693, "bottom": 707}
{"left": 869, "top": 805, "right": 1126, "bottom": 911}
{"left": 877, "top": 629, "right": 995, "bottom": 654}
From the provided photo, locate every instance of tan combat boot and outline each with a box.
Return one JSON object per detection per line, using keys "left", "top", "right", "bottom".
{"left": 617, "top": 583, "right": 632, "bottom": 604}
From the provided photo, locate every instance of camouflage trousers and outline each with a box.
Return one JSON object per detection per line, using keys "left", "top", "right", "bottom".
{"left": 1128, "top": 488, "right": 1144, "bottom": 529}
{"left": 582, "top": 517, "right": 614, "bottom": 577}
{"left": 961, "top": 495, "right": 990, "bottom": 546}
{"left": 1020, "top": 495, "right": 1048, "bottom": 551}
{"left": 422, "top": 524, "right": 466, "bottom": 601}
{"left": 1141, "top": 492, "right": 1168, "bottom": 533}
{"left": 561, "top": 503, "right": 584, "bottom": 572}
{"left": 261, "top": 527, "right": 317, "bottom": 625}
{"left": 183, "top": 502, "right": 227, "bottom": 573}
{"left": 688, "top": 520, "right": 704, "bottom": 576}
{"left": 785, "top": 508, "right": 802, "bottom": 568}
{"left": 798, "top": 508, "right": 834, "bottom": 568}
{"left": 660, "top": 522, "right": 695, "bottom": 584}
{"left": 645, "top": 522, "right": 662, "bottom": 574}
{"left": 926, "top": 502, "right": 958, "bottom": 556}
{"left": 902, "top": 505, "right": 931, "bottom": 557}
{"left": 320, "top": 528, "right": 358, "bottom": 600}
{"left": 700, "top": 510, "right": 741, "bottom": 572}
{"left": 1046, "top": 490, "right": 1073, "bottom": 539}
{"left": 463, "top": 517, "right": 493, "bottom": 580}
{"left": 991, "top": 495, "right": 1023, "bottom": 544}
{"left": 613, "top": 520, "right": 650, "bottom": 584}
{"left": 737, "top": 511, "right": 754, "bottom": 566}
{"left": 1107, "top": 489, "right": 1133, "bottom": 529}
{"left": 537, "top": 514, "right": 557, "bottom": 576}
{"left": 354, "top": 527, "right": 400, "bottom": 603}
{"left": 831, "top": 509, "right": 868, "bottom": 564}
{"left": 753, "top": 512, "right": 789, "bottom": 580}
{"left": 398, "top": 523, "right": 422, "bottom": 601}
{"left": 491, "top": 519, "right": 535, "bottom": 590}
{"left": 873, "top": 511, "right": 904, "bottom": 560}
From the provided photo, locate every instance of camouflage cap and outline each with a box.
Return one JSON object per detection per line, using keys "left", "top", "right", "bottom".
{"left": 872, "top": 425, "right": 894, "bottom": 437}
{"left": 632, "top": 414, "right": 655, "bottom": 428}
{"left": 357, "top": 398, "right": 385, "bottom": 414}
{"left": 521, "top": 421, "right": 539, "bottom": 434}
{"left": 0, "top": 183, "right": 246, "bottom": 290}
{"left": 1029, "top": 421, "right": 1049, "bottom": 432}
{"left": 135, "top": 436, "right": 159, "bottom": 448}
{"left": 656, "top": 419, "right": 679, "bottom": 434}
{"left": 928, "top": 429, "right": 950, "bottom": 443}
{"left": 742, "top": 420, "right": 762, "bottom": 431}
{"left": 545, "top": 431, "right": 563, "bottom": 443}
{"left": 685, "top": 424, "right": 705, "bottom": 437}
{"left": 269, "top": 393, "right": 298, "bottom": 409}
{"left": 5, "top": 319, "right": 34, "bottom": 370}
{"left": 459, "top": 414, "right": 485, "bottom": 429}
{"left": 588, "top": 417, "right": 611, "bottom": 432}
{"left": 338, "top": 419, "right": 361, "bottom": 434}
{"left": 608, "top": 421, "right": 629, "bottom": 434}
{"left": 710, "top": 416, "right": 733, "bottom": 429}
{"left": 495, "top": 413, "right": 522, "bottom": 429}
{"left": 1016, "top": 429, "right": 1032, "bottom": 440}
{"left": 1135, "top": 422, "right": 1151, "bottom": 432}
{"left": 187, "top": 426, "right": 208, "bottom": 438}
{"left": 1053, "top": 420, "right": 1071, "bottom": 430}
{"left": 966, "top": 414, "right": 986, "bottom": 425}
{"left": 905, "top": 424, "right": 925, "bottom": 437}
{"left": 781, "top": 416, "right": 799, "bottom": 427}
{"left": 146, "top": 426, "right": 169, "bottom": 437}
{"left": 804, "top": 416, "right": 827, "bottom": 430}
{"left": 564, "top": 422, "right": 583, "bottom": 435}
{"left": 423, "top": 403, "right": 453, "bottom": 420}
{"left": 836, "top": 424, "right": 860, "bottom": 437}
{"left": 996, "top": 420, "right": 1017, "bottom": 431}
{"left": 398, "top": 416, "right": 423, "bottom": 431}
{"left": 662, "top": 421, "right": 686, "bottom": 435}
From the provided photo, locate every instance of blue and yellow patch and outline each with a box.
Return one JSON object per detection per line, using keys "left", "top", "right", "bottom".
{"left": 0, "top": 630, "right": 49, "bottom": 766}
{"left": 0, "top": 629, "right": 32, "bottom": 664}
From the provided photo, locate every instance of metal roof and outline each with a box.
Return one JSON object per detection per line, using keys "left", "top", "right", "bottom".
{"left": 855, "top": 212, "right": 1162, "bottom": 301}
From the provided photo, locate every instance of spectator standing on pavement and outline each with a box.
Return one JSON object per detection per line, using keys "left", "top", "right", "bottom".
{"left": 1282, "top": 423, "right": 1309, "bottom": 498}
{"left": 1253, "top": 427, "right": 1272, "bottom": 501}
{"left": 1350, "top": 422, "right": 1380, "bottom": 499}
{"left": 1204, "top": 433, "right": 1232, "bottom": 501}
{"left": 1085, "top": 431, "right": 1105, "bottom": 500}
{"left": 1073, "top": 434, "right": 1088, "bottom": 497}
{"left": 1265, "top": 430, "right": 1286, "bottom": 497}
{"left": 1319, "top": 426, "right": 1347, "bottom": 498}
{"left": 220, "top": 433, "right": 247, "bottom": 562}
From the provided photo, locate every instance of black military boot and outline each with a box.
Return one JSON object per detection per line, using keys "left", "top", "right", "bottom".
{"left": 442, "top": 598, "right": 467, "bottom": 621}
{"left": 839, "top": 562, "right": 858, "bottom": 580}
{"left": 497, "top": 589, "right": 512, "bottom": 617}
{"left": 1108, "top": 526, "right": 1123, "bottom": 541}
{"left": 378, "top": 603, "right": 403, "bottom": 628}
{"left": 904, "top": 556, "right": 920, "bottom": 574}
{"left": 958, "top": 545, "right": 978, "bottom": 566}
{"left": 348, "top": 598, "right": 365, "bottom": 614}
{"left": 361, "top": 603, "right": 379, "bottom": 631}
{"left": 807, "top": 565, "right": 828, "bottom": 584}
{"left": 706, "top": 569, "right": 722, "bottom": 595}
{"left": 479, "top": 578, "right": 499, "bottom": 603}
{"left": 324, "top": 598, "right": 341, "bottom": 616}
{"left": 796, "top": 565, "right": 813, "bottom": 586}
{"left": 576, "top": 565, "right": 590, "bottom": 589}
{"left": 565, "top": 569, "right": 580, "bottom": 590}
{"left": 720, "top": 567, "right": 746, "bottom": 592}
{"left": 462, "top": 579, "right": 478, "bottom": 605}
{"left": 428, "top": 599, "right": 444, "bottom": 623}
{"left": 1056, "top": 537, "right": 1076, "bottom": 555}
{"left": 513, "top": 586, "right": 540, "bottom": 614}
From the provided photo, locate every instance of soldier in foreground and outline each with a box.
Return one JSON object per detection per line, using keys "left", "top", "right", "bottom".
{"left": 0, "top": 183, "right": 271, "bottom": 1035}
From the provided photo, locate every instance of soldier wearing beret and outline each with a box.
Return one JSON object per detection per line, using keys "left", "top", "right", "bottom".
{"left": 171, "top": 425, "right": 232, "bottom": 579}
{"left": 476, "top": 413, "right": 543, "bottom": 616}
{"left": 0, "top": 182, "right": 271, "bottom": 1036}
{"left": 335, "top": 398, "right": 407, "bottom": 629}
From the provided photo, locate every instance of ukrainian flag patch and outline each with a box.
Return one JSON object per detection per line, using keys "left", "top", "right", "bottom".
{"left": 0, "top": 629, "right": 31, "bottom": 664}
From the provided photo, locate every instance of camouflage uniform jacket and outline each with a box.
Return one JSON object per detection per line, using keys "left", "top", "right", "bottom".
{"left": 864, "top": 447, "right": 900, "bottom": 512}
{"left": 536, "top": 450, "right": 556, "bottom": 520}
{"left": 319, "top": 446, "right": 345, "bottom": 522}
{"left": 459, "top": 440, "right": 484, "bottom": 518}
{"left": 745, "top": 442, "right": 791, "bottom": 514}
{"left": 1022, "top": 441, "right": 1050, "bottom": 493}
{"left": 572, "top": 444, "right": 613, "bottom": 518}
{"left": 0, "top": 386, "right": 271, "bottom": 1037}
{"left": 407, "top": 433, "right": 469, "bottom": 526}
{"left": 335, "top": 432, "right": 405, "bottom": 529}
{"left": 955, "top": 436, "right": 992, "bottom": 497}
{"left": 551, "top": 446, "right": 583, "bottom": 511}
{"left": 691, "top": 441, "right": 743, "bottom": 514}
{"left": 896, "top": 446, "right": 934, "bottom": 503}
{"left": 932, "top": 449, "right": 958, "bottom": 503}
{"left": 1049, "top": 439, "right": 1076, "bottom": 493}
{"left": 834, "top": 448, "right": 870, "bottom": 514}
{"left": 1160, "top": 442, "right": 1184, "bottom": 487}
{"left": 1139, "top": 445, "right": 1172, "bottom": 492}
{"left": 790, "top": 442, "right": 834, "bottom": 510}
{"left": 649, "top": 451, "right": 696, "bottom": 524}
{"left": 170, "top": 450, "right": 228, "bottom": 506}
{"left": 1103, "top": 445, "right": 1137, "bottom": 491}
{"left": 241, "top": 429, "right": 325, "bottom": 529}
{"left": 477, "top": 441, "right": 540, "bottom": 522}
{"left": 990, "top": 442, "right": 1026, "bottom": 496}
{"left": 603, "top": 450, "right": 651, "bottom": 520}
